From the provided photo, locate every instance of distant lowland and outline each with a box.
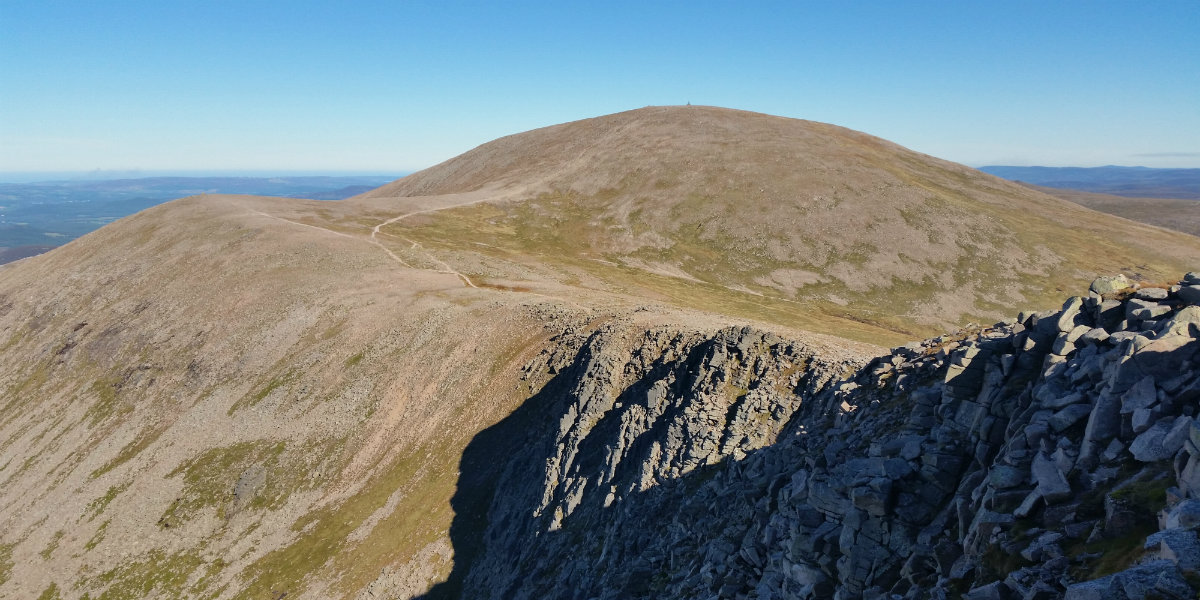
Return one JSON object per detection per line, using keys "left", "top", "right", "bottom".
{"left": 980, "top": 165, "right": 1200, "bottom": 238}
{"left": 0, "top": 174, "right": 402, "bottom": 263}
{"left": 979, "top": 165, "right": 1200, "bottom": 199}
{"left": 5, "top": 166, "right": 1198, "bottom": 267}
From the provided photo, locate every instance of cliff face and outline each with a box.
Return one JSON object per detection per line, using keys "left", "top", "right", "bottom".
{"left": 438, "top": 275, "right": 1200, "bottom": 600}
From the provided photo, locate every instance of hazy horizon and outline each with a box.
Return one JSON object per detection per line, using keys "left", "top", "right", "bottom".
{"left": 0, "top": 170, "right": 408, "bottom": 184}
{"left": 3, "top": 163, "right": 1199, "bottom": 186}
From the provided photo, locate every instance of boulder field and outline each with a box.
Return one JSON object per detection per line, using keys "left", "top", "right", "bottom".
{"left": 433, "top": 275, "right": 1200, "bottom": 600}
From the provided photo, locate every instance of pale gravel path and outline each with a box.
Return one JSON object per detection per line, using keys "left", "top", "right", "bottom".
{"left": 236, "top": 194, "right": 599, "bottom": 309}
{"left": 234, "top": 195, "right": 493, "bottom": 287}
{"left": 370, "top": 209, "right": 477, "bottom": 288}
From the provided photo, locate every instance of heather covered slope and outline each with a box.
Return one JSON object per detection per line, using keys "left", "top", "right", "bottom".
{"left": 355, "top": 106, "right": 1200, "bottom": 334}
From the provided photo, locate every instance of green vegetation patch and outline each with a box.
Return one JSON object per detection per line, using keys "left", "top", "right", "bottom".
{"left": 1066, "top": 466, "right": 1171, "bottom": 580}
{"left": 85, "top": 520, "right": 110, "bottom": 551}
{"left": 90, "top": 427, "right": 165, "bottom": 479}
{"left": 0, "top": 361, "right": 52, "bottom": 434}
{"left": 159, "top": 441, "right": 286, "bottom": 528}
{"left": 85, "top": 481, "right": 131, "bottom": 522}
{"left": 39, "top": 529, "right": 65, "bottom": 560}
{"left": 36, "top": 582, "right": 62, "bottom": 600}
{"left": 85, "top": 377, "right": 132, "bottom": 427}
{"left": 1109, "top": 475, "right": 1171, "bottom": 510}
{"left": 160, "top": 436, "right": 343, "bottom": 532}
{"left": 227, "top": 370, "right": 299, "bottom": 415}
{"left": 0, "top": 542, "right": 13, "bottom": 586}
{"left": 237, "top": 441, "right": 460, "bottom": 599}
{"left": 88, "top": 549, "right": 206, "bottom": 600}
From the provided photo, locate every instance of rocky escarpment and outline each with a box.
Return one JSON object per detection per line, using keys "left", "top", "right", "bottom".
{"left": 431, "top": 274, "right": 1200, "bottom": 600}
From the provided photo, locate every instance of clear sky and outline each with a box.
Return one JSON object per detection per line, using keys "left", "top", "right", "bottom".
{"left": 1, "top": 1, "right": 1197, "bottom": 174}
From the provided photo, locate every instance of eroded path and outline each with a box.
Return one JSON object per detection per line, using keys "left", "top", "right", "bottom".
{"left": 232, "top": 192, "right": 495, "bottom": 288}
{"left": 367, "top": 201, "right": 488, "bottom": 288}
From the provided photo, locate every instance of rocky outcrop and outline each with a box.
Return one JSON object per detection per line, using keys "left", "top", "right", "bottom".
{"left": 428, "top": 274, "right": 1200, "bottom": 600}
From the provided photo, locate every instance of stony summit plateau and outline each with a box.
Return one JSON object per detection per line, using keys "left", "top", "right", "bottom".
{"left": 1, "top": 106, "right": 1199, "bottom": 600}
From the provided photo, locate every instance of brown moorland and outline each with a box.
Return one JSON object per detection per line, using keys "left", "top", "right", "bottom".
{"left": 0, "top": 106, "right": 1198, "bottom": 599}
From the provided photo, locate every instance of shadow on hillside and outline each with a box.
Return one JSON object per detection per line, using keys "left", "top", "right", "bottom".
{"left": 416, "top": 319, "right": 1200, "bottom": 598}
{"left": 412, "top": 338, "right": 819, "bottom": 599}
{"left": 415, "top": 352, "right": 583, "bottom": 600}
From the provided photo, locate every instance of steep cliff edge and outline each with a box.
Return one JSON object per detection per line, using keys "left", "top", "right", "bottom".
{"left": 435, "top": 275, "right": 1200, "bottom": 600}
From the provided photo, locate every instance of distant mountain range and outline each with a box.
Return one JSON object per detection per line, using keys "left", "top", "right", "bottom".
{"left": 0, "top": 175, "right": 401, "bottom": 262}
{"left": 979, "top": 165, "right": 1200, "bottom": 199}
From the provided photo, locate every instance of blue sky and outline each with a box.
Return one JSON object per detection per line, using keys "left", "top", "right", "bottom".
{"left": 1, "top": 1, "right": 1197, "bottom": 173}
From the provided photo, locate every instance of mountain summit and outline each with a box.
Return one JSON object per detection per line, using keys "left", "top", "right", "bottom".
{"left": 0, "top": 107, "right": 1198, "bottom": 599}
{"left": 358, "top": 106, "right": 1200, "bottom": 334}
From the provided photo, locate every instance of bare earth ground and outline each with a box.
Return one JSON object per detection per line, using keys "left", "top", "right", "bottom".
{"left": 1, "top": 106, "right": 1199, "bottom": 599}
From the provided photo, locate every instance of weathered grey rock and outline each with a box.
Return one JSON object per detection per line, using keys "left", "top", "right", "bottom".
{"left": 964, "top": 580, "right": 1014, "bottom": 600}
{"left": 1044, "top": 391, "right": 1085, "bottom": 410}
{"left": 1135, "top": 287, "right": 1170, "bottom": 301}
{"left": 1066, "top": 324, "right": 1091, "bottom": 343}
{"left": 1152, "top": 570, "right": 1196, "bottom": 600}
{"left": 1121, "top": 376, "right": 1158, "bottom": 414}
{"left": 1164, "top": 499, "right": 1200, "bottom": 529}
{"left": 1052, "top": 336, "right": 1076, "bottom": 356}
{"left": 1179, "top": 285, "right": 1200, "bottom": 306}
{"left": 1132, "top": 408, "right": 1157, "bottom": 434}
{"left": 989, "top": 465, "right": 1026, "bottom": 489}
{"left": 1064, "top": 577, "right": 1119, "bottom": 600}
{"left": 1101, "top": 438, "right": 1126, "bottom": 463}
{"left": 1050, "top": 404, "right": 1093, "bottom": 433}
{"left": 1052, "top": 445, "right": 1076, "bottom": 474}
{"left": 446, "top": 289, "right": 1200, "bottom": 600}
{"left": 1132, "top": 305, "right": 1172, "bottom": 322}
{"left": 1096, "top": 300, "right": 1126, "bottom": 331}
{"left": 1021, "top": 531, "right": 1065, "bottom": 562}
{"left": 1058, "top": 297, "right": 1086, "bottom": 332}
{"left": 1162, "top": 306, "right": 1200, "bottom": 336}
{"left": 1127, "top": 297, "right": 1169, "bottom": 320}
{"left": 1164, "top": 416, "right": 1193, "bottom": 456}
{"left": 1145, "top": 529, "right": 1200, "bottom": 574}
{"left": 1090, "top": 274, "right": 1132, "bottom": 297}
{"left": 1032, "top": 451, "right": 1071, "bottom": 503}
{"left": 1115, "top": 561, "right": 1189, "bottom": 599}
{"left": 1130, "top": 420, "right": 1177, "bottom": 462}
{"left": 1180, "top": 456, "right": 1200, "bottom": 497}
{"left": 851, "top": 481, "right": 891, "bottom": 517}
{"left": 1133, "top": 333, "right": 1199, "bottom": 380}
{"left": 1078, "top": 327, "right": 1111, "bottom": 346}
{"left": 1107, "top": 330, "right": 1139, "bottom": 344}
{"left": 1080, "top": 391, "right": 1122, "bottom": 468}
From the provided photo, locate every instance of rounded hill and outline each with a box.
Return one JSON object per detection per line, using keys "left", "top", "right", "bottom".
{"left": 358, "top": 106, "right": 1200, "bottom": 331}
